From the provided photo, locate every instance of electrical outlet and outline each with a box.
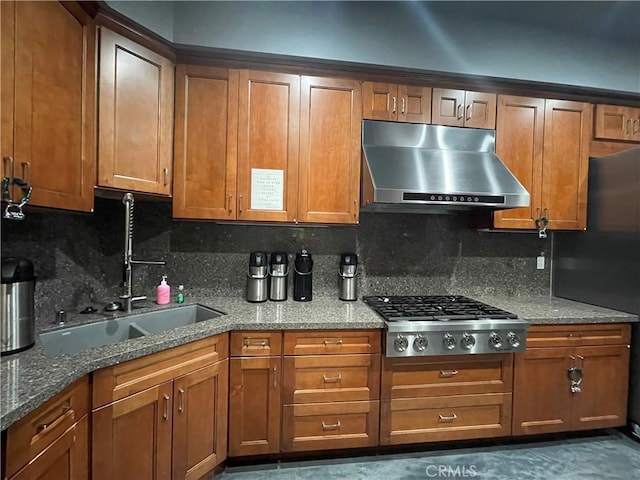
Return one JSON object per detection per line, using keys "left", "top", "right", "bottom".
{"left": 536, "top": 255, "right": 545, "bottom": 270}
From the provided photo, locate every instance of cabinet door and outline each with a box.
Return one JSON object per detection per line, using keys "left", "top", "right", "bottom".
{"left": 172, "top": 361, "right": 229, "bottom": 480}
{"left": 362, "top": 82, "right": 398, "bottom": 121}
{"left": 494, "top": 95, "right": 545, "bottom": 229}
{"left": 1, "top": 1, "right": 95, "bottom": 212}
{"left": 398, "top": 85, "right": 432, "bottom": 124}
{"left": 98, "top": 28, "right": 174, "bottom": 195}
{"left": 541, "top": 100, "right": 591, "bottom": 230}
{"left": 228, "top": 356, "right": 281, "bottom": 456}
{"left": 298, "top": 76, "right": 362, "bottom": 224}
{"left": 173, "top": 65, "right": 238, "bottom": 219}
{"left": 237, "top": 70, "right": 299, "bottom": 222}
{"left": 594, "top": 105, "right": 638, "bottom": 142}
{"left": 571, "top": 345, "right": 630, "bottom": 431}
{"left": 431, "top": 88, "right": 465, "bottom": 127}
{"left": 9, "top": 416, "right": 88, "bottom": 480}
{"left": 92, "top": 382, "right": 173, "bottom": 480}
{"left": 512, "top": 348, "right": 573, "bottom": 435}
{"left": 464, "top": 91, "right": 497, "bottom": 129}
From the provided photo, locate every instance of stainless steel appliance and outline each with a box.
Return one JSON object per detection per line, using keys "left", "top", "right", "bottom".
{"left": 338, "top": 253, "right": 358, "bottom": 301}
{"left": 268, "top": 252, "right": 288, "bottom": 302}
{"left": 360, "top": 120, "right": 530, "bottom": 213}
{"left": 246, "top": 252, "right": 268, "bottom": 303}
{"left": 363, "top": 295, "right": 529, "bottom": 357}
{"left": 293, "top": 250, "right": 313, "bottom": 302}
{"left": 1, "top": 257, "right": 36, "bottom": 355}
{"left": 553, "top": 147, "right": 640, "bottom": 439}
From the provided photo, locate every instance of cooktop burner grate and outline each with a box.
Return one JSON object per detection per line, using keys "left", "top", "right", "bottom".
{"left": 363, "top": 295, "right": 518, "bottom": 321}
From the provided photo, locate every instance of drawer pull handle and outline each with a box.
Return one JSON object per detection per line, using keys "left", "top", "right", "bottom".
{"left": 244, "top": 339, "right": 268, "bottom": 347}
{"left": 323, "top": 339, "right": 343, "bottom": 346}
{"left": 36, "top": 403, "right": 73, "bottom": 433}
{"left": 322, "top": 421, "right": 341, "bottom": 430}
{"left": 438, "top": 413, "right": 458, "bottom": 422}
{"left": 439, "top": 370, "right": 458, "bottom": 377}
{"left": 322, "top": 374, "right": 342, "bottom": 383}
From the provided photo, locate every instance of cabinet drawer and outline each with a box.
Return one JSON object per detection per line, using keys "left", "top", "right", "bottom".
{"left": 283, "top": 354, "right": 380, "bottom": 404}
{"left": 380, "top": 393, "right": 512, "bottom": 445}
{"left": 283, "top": 330, "right": 381, "bottom": 355}
{"left": 282, "top": 401, "right": 379, "bottom": 452}
{"left": 93, "top": 333, "right": 228, "bottom": 408}
{"left": 382, "top": 354, "right": 513, "bottom": 400}
{"left": 230, "top": 331, "right": 282, "bottom": 356}
{"left": 526, "top": 324, "right": 631, "bottom": 348}
{"left": 5, "top": 377, "right": 90, "bottom": 479}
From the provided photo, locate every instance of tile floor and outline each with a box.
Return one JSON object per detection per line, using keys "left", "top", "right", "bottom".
{"left": 217, "top": 430, "right": 640, "bottom": 479}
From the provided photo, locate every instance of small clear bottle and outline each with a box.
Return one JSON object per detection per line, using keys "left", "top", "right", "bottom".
{"left": 176, "top": 284, "right": 185, "bottom": 304}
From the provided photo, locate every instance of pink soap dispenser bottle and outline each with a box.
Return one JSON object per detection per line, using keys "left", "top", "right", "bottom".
{"left": 157, "top": 275, "right": 170, "bottom": 305}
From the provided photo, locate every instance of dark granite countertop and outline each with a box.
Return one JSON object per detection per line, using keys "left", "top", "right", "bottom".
{"left": 1, "top": 295, "right": 637, "bottom": 430}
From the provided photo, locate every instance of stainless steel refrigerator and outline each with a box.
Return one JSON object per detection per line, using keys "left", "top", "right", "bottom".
{"left": 553, "top": 147, "right": 640, "bottom": 438}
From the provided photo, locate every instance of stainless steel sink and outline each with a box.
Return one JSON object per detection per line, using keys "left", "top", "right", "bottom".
{"left": 39, "top": 304, "right": 223, "bottom": 356}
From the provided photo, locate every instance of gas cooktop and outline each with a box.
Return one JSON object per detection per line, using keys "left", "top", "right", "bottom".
{"left": 362, "top": 295, "right": 518, "bottom": 321}
{"left": 363, "top": 295, "right": 528, "bottom": 357}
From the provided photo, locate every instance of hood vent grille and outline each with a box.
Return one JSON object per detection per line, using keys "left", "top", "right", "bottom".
{"left": 360, "top": 120, "right": 530, "bottom": 213}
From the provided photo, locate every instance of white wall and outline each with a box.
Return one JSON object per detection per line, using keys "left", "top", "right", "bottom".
{"left": 107, "top": 1, "right": 640, "bottom": 94}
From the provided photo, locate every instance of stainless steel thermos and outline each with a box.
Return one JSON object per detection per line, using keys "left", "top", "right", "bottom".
{"left": 246, "top": 252, "right": 268, "bottom": 302}
{"left": 338, "top": 253, "right": 358, "bottom": 301}
{"left": 268, "top": 252, "right": 289, "bottom": 301}
{"left": 1, "top": 257, "right": 36, "bottom": 355}
{"left": 293, "top": 250, "right": 313, "bottom": 302}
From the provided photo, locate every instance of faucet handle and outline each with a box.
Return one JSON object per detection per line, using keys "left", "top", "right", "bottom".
{"left": 56, "top": 310, "right": 66, "bottom": 326}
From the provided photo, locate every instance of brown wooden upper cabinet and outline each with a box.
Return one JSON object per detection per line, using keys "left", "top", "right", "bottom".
{"left": 432, "top": 88, "right": 497, "bottom": 129}
{"left": 173, "top": 67, "right": 361, "bottom": 224}
{"left": 1, "top": 1, "right": 96, "bottom": 212}
{"left": 493, "top": 96, "right": 591, "bottom": 231}
{"left": 362, "top": 82, "right": 431, "bottom": 123}
{"left": 173, "top": 65, "right": 239, "bottom": 219}
{"left": 594, "top": 104, "right": 640, "bottom": 142}
{"left": 237, "top": 70, "right": 300, "bottom": 222}
{"left": 298, "top": 76, "right": 362, "bottom": 224}
{"left": 98, "top": 28, "right": 174, "bottom": 196}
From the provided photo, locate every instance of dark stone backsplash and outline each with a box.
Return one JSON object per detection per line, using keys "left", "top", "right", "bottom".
{"left": 2, "top": 197, "right": 551, "bottom": 322}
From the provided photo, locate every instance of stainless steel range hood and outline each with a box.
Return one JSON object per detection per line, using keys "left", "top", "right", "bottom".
{"left": 361, "top": 120, "right": 530, "bottom": 213}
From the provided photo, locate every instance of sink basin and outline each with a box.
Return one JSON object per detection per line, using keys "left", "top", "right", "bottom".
{"left": 39, "top": 304, "right": 223, "bottom": 356}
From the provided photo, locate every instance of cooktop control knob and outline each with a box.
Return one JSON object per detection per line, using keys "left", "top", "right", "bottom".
{"left": 394, "top": 334, "right": 409, "bottom": 352}
{"left": 460, "top": 333, "right": 476, "bottom": 350}
{"left": 443, "top": 333, "right": 456, "bottom": 350}
{"left": 413, "top": 334, "right": 428, "bottom": 352}
{"left": 489, "top": 332, "right": 504, "bottom": 350}
{"left": 507, "top": 332, "right": 521, "bottom": 348}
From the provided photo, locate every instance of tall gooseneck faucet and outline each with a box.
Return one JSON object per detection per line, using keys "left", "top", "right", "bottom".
{"left": 121, "top": 193, "right": 166, "bottom": 312}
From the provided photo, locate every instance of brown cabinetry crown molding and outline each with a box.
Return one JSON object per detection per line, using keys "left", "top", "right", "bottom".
{"left": 82, "top": 1, "right": 639, "bottom": 106}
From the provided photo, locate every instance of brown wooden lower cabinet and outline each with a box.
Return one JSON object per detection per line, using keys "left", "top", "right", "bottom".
{"left": 173, "top": 360, "right": 229, "bottom": 480}
{"left": 228, "top": 356, "right": 282, "bottom": 456}
{"left": 92, "top": 382, "right": 173, "bottom": 480}
{"left": 91, "top": 335, "right": 229, "bottom": 480}
{"left": 282, "top": 401, "right": 379, "bottom": 452}
{"left": 8, "top": 415, "right": 89, "bottom": 480}
{"left": 512, "top": 343, "right": 630, "bottom": 435}
{"left": 380, "top": 393, "right": 512, "bottom": 445}
{"left": 3, "top": 377, "right": 90, "bottom": 480}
